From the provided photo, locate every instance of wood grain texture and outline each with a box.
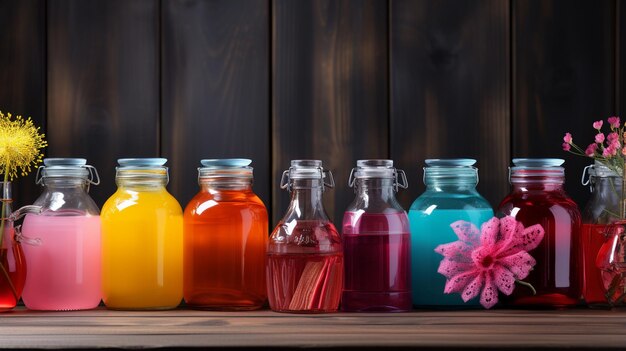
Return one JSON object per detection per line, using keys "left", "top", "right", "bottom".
{"left": 0, "top": 0, "right": 45, "bottom": 208}
{"left": 161, "top": 0, "right": 270, "bottom": 210}
{"left": 2, "top": 308, "right": 626, "bottom": 349}
{"left": 390, "top": 0, "right": 510, "bottom": 209}
{"left": 272, "top": 0, "right": 389, "bottom": 225}
{"left": 513, "top": 0, "right": 615, "bottom": 208}
{"left": 47, "top": 0, "right": 160, "bottom": 207}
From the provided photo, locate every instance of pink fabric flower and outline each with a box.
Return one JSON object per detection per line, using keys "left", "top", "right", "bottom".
{"left": 563, "top": 133, "right": 573, "bottom": 144}
{"left": 585, "top": 143, "right": 598, "bottom": 157}
{"left": 608, "top": 116, "right": 621, "bottom": 129}
{"left": 435, "top": 216, "right": 544, "bottom": 309}
{"left": 608, "top": 132, "right": 619, "bottom": 143}
{"left": 562, "top": 142, "right": 571, "bottom": 151}
{"left": 593, "top": 120, "right": 604, "bottom": 130}
{"left": 603, "top": 147, "right": 612, "bottom": 157}
{"left": 622, "top": 147, "right": 626, "bottom": 156}
{"left": 596, "top": 133, "right": 605, "bottom": 143}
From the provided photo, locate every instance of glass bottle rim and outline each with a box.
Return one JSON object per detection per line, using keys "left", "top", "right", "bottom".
{"left": 115, "top": 158, "right": 168, "bottom": 183}
{"left": 423, "top": 158, "right": 478, "bottom": 185}
{"left": 197, "top": 158, "right": 253, "bottom": 180}
{"left": 509, "top": 158, "right": 564, "bottom": 184}
{"left": 349, "top": 159, "right": 408, "bottom": 191}
{"left": 36, "top": 158, "right": 100, "bottom": 186}
{"left": 280, "top": 159, "right": 335, "bottom": 191}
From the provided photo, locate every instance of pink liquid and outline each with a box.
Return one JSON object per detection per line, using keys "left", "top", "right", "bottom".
{"left": 21, "top": 214, "right": 101, "bottom": 310}
{"left": 267, "top": 253, "right": 343, "bottom": 313}
{"left": 342, "top": 211, "right": 411, "bottom": 312}
{"left": 581, "top": 223, "right": 609, "bottom": 305}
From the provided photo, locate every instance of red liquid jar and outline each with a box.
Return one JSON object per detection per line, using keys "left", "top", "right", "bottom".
{"left": 580, "top": 161, "right": 621, "bottom": 306}
{"left": 342, "top": 160, "right": 411, "bottom": 312}
{"left": 267, "top": 160, "right": 343, "bottom": 313}
{"left": 497, "top": 158, "right": 582, "bottom": 307}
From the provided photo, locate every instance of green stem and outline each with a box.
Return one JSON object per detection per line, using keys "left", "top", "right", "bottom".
{"left": 516, "top": 280, "right": 537, "bottom": 295}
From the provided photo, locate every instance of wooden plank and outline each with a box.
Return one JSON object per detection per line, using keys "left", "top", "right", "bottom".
{"left": 2, "top": 308, "right": 626, "bottom": 349}
{"left": 513, "top": 0, "right": 615, "bottom": 207}
{"left": 390, "top": 0, "right": 510, "bottom": 209}
{"left": 47, "top": 0, "right": 160, "bottom": 207}
{"left": 272, "top": 0, "right": 389, "bottom": 225}
{"left": 0, "top": 0, "right": 45, "bottom": 208}
{"left": 161, "top": 0, "right": 270, "bottom": 210}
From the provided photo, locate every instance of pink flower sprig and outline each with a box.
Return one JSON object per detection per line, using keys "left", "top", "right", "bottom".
{"left": 434, "top": 216, "right": 545, "bottom": 309}
{"left": 562, "top": 116, "right": 625, "bottom": 175}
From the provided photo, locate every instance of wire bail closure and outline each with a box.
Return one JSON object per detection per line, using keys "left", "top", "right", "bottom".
{"left": 348, "top": 167, "right": 408, "bottom": 192}
{"left": 35, "top": 164, "right": 100, "bottom": 186}
{"left": 10, "top": 205, "right": 43, "bottom": 246}
{"left": 280, "top": 165, "right": 334, "bottom": 192}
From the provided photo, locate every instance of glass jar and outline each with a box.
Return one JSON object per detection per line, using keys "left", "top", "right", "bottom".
{"left": 21, "top": 158, "right": 101, "bottom": 310}
{"left": 498, "top": 158, "right": 581, "bottom": 307}
{"left": 267, "top": 160, "right": 343, "bottom": 313}
{"left": 184, "top": 159, "right": 268, "bottom": 310}
{"left": 101, "top": 158, "right": 183, "bottom": 310}
{"left": 342, "top": 160, "right": 411, "bottom": 312}
{"left": 581, "top": 161, "right": 621, "bottom": 305}
{"left": 409, "top": 159, "right": 493, "bottom": 307}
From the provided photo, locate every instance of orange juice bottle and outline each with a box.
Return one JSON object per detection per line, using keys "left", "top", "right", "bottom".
{"left": 184, "top": 159, "right": 267, "bottom": 310}
{"left": 101, "top": 158, "right": 183, "bottom": 310}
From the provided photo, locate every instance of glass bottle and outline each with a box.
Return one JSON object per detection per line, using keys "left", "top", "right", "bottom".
{"left": 0, "top": 182, "right": 26, "bottom": 311}
{"left": 342, "top": 160, "right": 411, "bottom": 312}
{"left": 184, "top": 159, "right": 268, "bottom": 310}
{"left": 21, "top": 158, "right": 102, "bottom": 310}
{"left": 498, "top": 158, "right": 581, "bottom": 307}
{"left": 101, "top": 158, "right": 183, "bottom": 310}
{"left": 580, "top": 161, "right": 621, "bottom": 305}
{"left": 267, "top": 160, "right": 343, "bottom": 313}
{"left": 409, "top": 159, "right": 493, "bottom": 307}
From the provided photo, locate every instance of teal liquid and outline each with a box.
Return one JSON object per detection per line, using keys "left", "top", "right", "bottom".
{"left": 409, "top": 208, "right": 493, "bottom": 307}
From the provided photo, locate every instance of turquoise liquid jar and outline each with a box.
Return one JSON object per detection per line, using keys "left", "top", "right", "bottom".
{"left": 409, "top": 159, "right": 493, "bottom": 307}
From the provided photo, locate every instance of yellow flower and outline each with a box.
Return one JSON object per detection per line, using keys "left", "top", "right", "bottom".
{"left": 0, "top": 111, "right": 47, "bottom": 180}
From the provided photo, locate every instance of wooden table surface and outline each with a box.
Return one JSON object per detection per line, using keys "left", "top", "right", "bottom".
{"left": 1, "top": 307, "right": 626, "bottom": 349}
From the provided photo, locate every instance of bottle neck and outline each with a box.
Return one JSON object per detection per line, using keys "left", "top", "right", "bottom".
{"left": 117, "top": 178, "right": 167, "bottom": 190}
{"left": 511, "top": 181, "right": 564, "bottom": 192}
{"left": 286, "top": 179, "right": 328, "bottom": 221}
{"left": 200, "top": 178, "right": 252, "bottom": 192}
{"left": 42, "top": 177, "right": 90, "bottom": 190}
{"left": 354, "top": 178, "right": 396, "bottom": 201}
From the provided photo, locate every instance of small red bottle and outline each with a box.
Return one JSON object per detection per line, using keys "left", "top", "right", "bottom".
{"left": 498, "top": 158, "right": 582, "bottom": 307}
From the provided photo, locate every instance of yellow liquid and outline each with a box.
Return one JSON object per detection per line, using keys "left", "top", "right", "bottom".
{"left": 101, "top": 186, "right": 183, "bottom": 309}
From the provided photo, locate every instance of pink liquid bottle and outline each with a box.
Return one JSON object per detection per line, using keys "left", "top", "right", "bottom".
{"left": 267, "top": 160, "right": 343, "bottom": 313}
{"left": 20, "top": 158, "right": 102, "bottom": 311}
{"left": 498, "top": 158, "right": 582, "bottom": 307}
{"left": 342, "top": 160, "right": 411, "bottom": 312}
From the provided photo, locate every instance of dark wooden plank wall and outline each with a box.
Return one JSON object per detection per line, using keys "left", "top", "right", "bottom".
{"left": 0, "top": 0, "right": 622, "bottom": 222}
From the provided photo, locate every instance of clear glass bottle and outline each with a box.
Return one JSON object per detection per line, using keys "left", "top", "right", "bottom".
{"left": 342, "top": 160, "right": 411, "bottom": 312}
{"left": 0, "top": 182, "right": 26, "bottom": 311}
{"left": 581, "top": 161, "right": 621, "bottom": 305}
{"left": 409, "top": 159, "right": 493, "bottom": 307}
{"left": 184, "top": 159, "right": 268, "bottom": 310}
{"left": 21, "top": 158, "right": 101, "bottom": 310}
{"left": 101, "top": 158, "right": 183, "bottom": 310}
{"left": 267, "top": 160, "right": 343, "bottom": 313}
{"left": 498, "top": 158, "right": 581, "bottom": 307}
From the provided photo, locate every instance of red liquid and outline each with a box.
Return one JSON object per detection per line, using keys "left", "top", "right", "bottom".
{"left": 184, "top": 189, "right": 267, "bottom": 310}
{"left": 581, "top": 224, "right": 609, "bottom": 305}
{"left": 498, "top": 189, "right": 581, "bottom": 307}
{"left": 267, "top": 220, "right": 343, "bottom": 313}
{"left": 0, "top": 243, "right": 26, "bottom": 311}
{"left": 342, "top": 212, "right": 411, "bottom": 312}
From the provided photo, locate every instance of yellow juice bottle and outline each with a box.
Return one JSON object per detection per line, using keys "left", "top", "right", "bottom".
{"left": 101, "top": 158, "right": 183, "bottom": 310}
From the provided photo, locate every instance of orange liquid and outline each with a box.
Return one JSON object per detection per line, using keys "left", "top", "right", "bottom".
{"left": 183, "top": 188, "right": 268, "bottom": 310}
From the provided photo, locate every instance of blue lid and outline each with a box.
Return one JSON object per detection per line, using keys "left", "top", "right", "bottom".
{"left": 425, "top": 158, "right": 476, "bottom": 167}
{"left": 118, "top": 158, "right": 167, "bottom": 167}
{"left": 512, "top": 158, "right": 564, "bottom": 167}
{"left": 43, "top": 158, "right": 87, "bottom": 167}
{"left": 201, "top": 159, "right": 251, "bottom": 167}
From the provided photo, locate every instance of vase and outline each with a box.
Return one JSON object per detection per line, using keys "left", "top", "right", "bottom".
{"left": 0, "top": 182, "right": 26, "bottom": 311}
